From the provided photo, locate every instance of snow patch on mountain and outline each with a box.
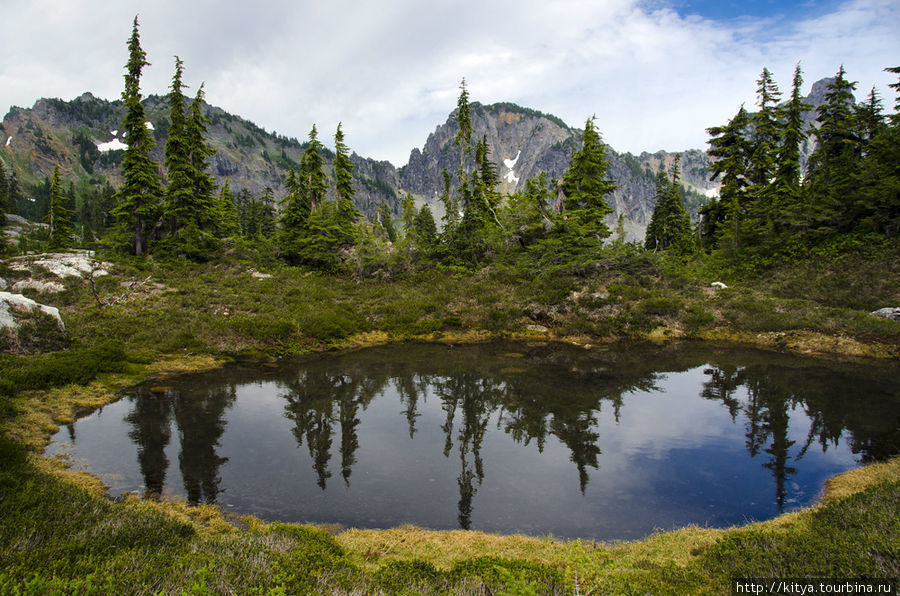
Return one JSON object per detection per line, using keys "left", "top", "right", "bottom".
{"left": 503, "top": 150, "right": 521, "bottom": 169}
{"left": 503, "top": 150, "right": 521, "bottom": 187}
{"left": 97, "top": 138, "right": 128, "bottom": 152}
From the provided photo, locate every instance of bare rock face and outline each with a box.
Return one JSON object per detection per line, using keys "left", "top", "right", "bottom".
{"left": 399, "top": 102, "right": 719, "bottom": 241}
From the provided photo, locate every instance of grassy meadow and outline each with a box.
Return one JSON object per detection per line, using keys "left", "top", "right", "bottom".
{"left": 1, "top": 243, "right": 899, "bottom": 594}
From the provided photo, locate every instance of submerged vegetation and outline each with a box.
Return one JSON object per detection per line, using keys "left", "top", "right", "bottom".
{"left": 1, "top": 16, "right": 899, "bottom": 596}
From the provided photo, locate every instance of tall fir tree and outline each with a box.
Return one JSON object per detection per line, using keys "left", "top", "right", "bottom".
{"left": 438, "top": 167, "right": 458, "bottom": 229}
{"left": 401, "top": 192, "right": 417, "bottom": 234}
{"left": 455, "top": 78, "right": 473, "bottom": 174}
{"left": 186, "top": 84, "right": 218, "bottom": 229}
{"left": 278, "top": 168, "right": 311, "bottom": 260}
{"left": 216, "top": 179, "right": 240, "bottom": 237}
{"left": 376, "top": 199, "right": 397, "bottom": 242}
{"left": 768, "top": 63, "right": 813, "bottom": 244}
{"left": 332, "top": 122, "right": 360, "bottom": 243}
{"left": 774, "top": 65, "right": 811, "bottom": 202}
{"left": 413, "top": 204, "right": 438, "bottom": 248}
{"left": 849, "top": 66, "right": 900, "bottom": 236}
{"left": 48, "top": 164, "right": 75, "bottom": 249}
{"left": 454, "top": 79, "right": 478, "bottom": 226}
{"left": 702, "top": 105, "right": 752, "bottom": 250}
{"left": 856, "top": 86, "right": 886, "bottom": 145}
{"left": 805, "top": 65, "right": 860, "bottom": 235}
{"left": 886, "top": 66, "right": 900, "bottom": 126}
{"left": 300, "top": 125, "right": 327, "bottom": 211}
{"left": 748, "top": 68, "right": 782, "bottom": 198}
{"left": 113, "top": 16, "right": 162, "bottom": 255}
{"left": 7, "top": 170, "right": 24, "bottom": 221}
{"left": 163, "top": 55, "right": 192, "bottom": 234}
{"left": 644, "top": 156, "right": 691, "bottom": 252}
{"left": 558, "top": 116, "right": 617, "bottom": 244}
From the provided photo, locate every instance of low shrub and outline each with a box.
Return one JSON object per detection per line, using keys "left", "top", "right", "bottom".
{"left": 0, "top": 340, "right": 128, "bottom": 397}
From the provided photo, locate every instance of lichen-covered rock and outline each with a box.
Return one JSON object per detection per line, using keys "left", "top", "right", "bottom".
{"left": 871, "top": 307, "right": 900, "bottom": 322}
{"left": 0, "top": 291, "right": 66, "bottom": 353}
{"left": 12, "top": 279, "right": 66, "bottom": 293}
{"left": 10, "top": 250, "right": 110, "bottom": 279}
{"left": 0, "top": 277, "right": 7, "bottom": 290}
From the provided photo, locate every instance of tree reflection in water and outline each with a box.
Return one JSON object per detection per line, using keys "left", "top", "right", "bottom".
{"left": 118, "top": 342, "right": 899, "bottom": 527}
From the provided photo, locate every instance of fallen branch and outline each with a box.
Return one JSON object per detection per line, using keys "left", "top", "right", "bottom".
{"left": 88, "top": 263, "right": 151, "bottom": 307}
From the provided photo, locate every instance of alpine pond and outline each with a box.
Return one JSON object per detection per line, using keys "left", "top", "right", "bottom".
{"left": 46, "top": 341, "right": 900, "bottom": 541}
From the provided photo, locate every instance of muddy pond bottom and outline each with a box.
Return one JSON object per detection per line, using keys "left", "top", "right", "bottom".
{"left": 46, "top": 341, "right": 900, "bottom": 541}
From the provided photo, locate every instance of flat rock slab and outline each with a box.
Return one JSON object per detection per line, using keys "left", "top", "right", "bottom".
{"left": 10, "top": 250, "right": 111, "bottom": 279}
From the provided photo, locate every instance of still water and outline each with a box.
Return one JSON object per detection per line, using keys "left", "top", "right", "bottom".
{"left": 46, "top": 341, "right": 900, "bottom": 541}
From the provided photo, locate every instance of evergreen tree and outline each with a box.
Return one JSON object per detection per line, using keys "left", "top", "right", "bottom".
{"left": 163, "top": 56, "right": 192, "bottom": 234}
{"left": 278, "top": 168, "right": 311, "bottom": 260}
{"left": 748, "top": 68, "right": 782, "bottom": 193}
{"left": 401, "top": 192, "right": 417, "bottom": 234}
{"left": 886, "top": 66, "right": 900, "bottom": 126}
{"left": 849, "top": 66, "right": 900, "bottom": 236}
{"left": 332, "top": 123, "right": 360, "bottom": 244}
{"left": 259, "top": 187, "right": 277, "bottom": 239}
{"left": 856, "top": 86, "right": 886, "bottom": 145}
{"left": 48, "top": 164, "right": 75, "bottom": 249}
{"left": 290, "top": 202, "right": 346, "bottom": 271}
{"left": 774, "top": 65, "right": 812, "bottom": 205}
{"left": 186, "top": 84, "right": 218, "bottom": 229}
{"left": 300, "top": 125, "right": 327, "bottom": 211}
{"left": 502, "top": 172, "right": 554, "bottom": 247}
{"left": 413, "top": 204, "right": 438, "bottom": 248}
{"left": 558, "top": 116, "right": 617, "bottom": 244}
{"left": 438, "top": 167, "right": 458, "bottom": 229}
{"left": 702, "top": 105, "right": 752, "bottom": 250}
{"left": 644, "top": 156, "right": 691, "bottom": 252}
{"left": 805, "top": 65, "right": 860, "bottom": 235}
{"left": 446, "top": 79, "right": 496, "bottom": 261}
{"left": 7, "top": 170, "right": 24, "bottom": 220}
{"left": 333, "top": 123, "right": 356, "bottom": 217}
{"left": 113, "top": 16, "right": 162, "bottom": 255}
{"left": 376, "top": 199, "right": 397, "bottom": 242}
{"left": 216, "top": 179, "right": 240, "bottom": 237}
{"left": 645, "top": 169, "right": 671, "bottom": 252}
{"left": 474, "top": 135, "right": 504, "bottom": 230}
{"left": 455, "top": 78, "right": 473, "bottom": 172}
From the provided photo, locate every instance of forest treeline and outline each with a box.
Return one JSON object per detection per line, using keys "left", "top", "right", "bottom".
{"left": 1, "top": 18, "right": 898, "bottom": 277}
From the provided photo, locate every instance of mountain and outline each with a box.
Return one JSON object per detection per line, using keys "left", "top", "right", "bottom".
{"left": 400, "top": 101, "right": 718, "bottom": 239}
{"left": 0, "top": 92, "right": 401, "bottom": 218}
{"left": 0, "top": 77, "right": 839, "bottom": 241}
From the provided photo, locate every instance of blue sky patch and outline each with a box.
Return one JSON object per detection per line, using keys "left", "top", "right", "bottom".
{"left": 671, "top": 0, "right": 846, "bottom": 22}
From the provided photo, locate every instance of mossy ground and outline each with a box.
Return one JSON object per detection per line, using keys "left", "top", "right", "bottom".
{"left": 1, "top": 247, "right": 899, "bottom": 594}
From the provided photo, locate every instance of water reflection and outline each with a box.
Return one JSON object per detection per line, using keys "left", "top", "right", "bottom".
{"left": 124, "top": 385, "right": 234, "bottom": 504}
{"left": 53, "top": 342, "right": 900, "bottom": 538}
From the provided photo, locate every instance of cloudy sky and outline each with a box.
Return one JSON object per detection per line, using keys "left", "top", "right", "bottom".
{"left": 2, "top": 0, "right": 898, "bottom": 165}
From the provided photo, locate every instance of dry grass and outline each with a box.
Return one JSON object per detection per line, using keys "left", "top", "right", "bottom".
{"left": 337, "top": 525, "right": 571, "bottom": 572}
{"left": 822, "top": 457, "right": 900, "bottom": 503}
{"left": 335, "top": 455, "right": 899, "bottom": 578}
{"left": 699, "top": 328, "right": 899, "bottom": 358}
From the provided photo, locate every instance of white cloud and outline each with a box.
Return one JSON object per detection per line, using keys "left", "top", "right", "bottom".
{"left": 1, "top": 0, "right": 897, "bottom": 166}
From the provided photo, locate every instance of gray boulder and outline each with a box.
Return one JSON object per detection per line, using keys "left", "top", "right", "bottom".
{"left": 870, "top": 307, "right": 900, "bottom": 322}
{"left": 0, "top": 291, "right": 66, "bottom": 353}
